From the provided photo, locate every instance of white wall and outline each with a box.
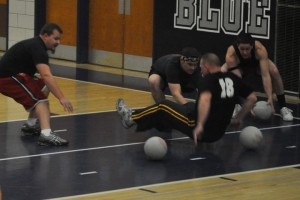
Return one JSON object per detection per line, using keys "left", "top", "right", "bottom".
{"left": 7, "top": 0, "right": 76, "bottom": 61}
{"left": 8, "top": 0, "right": 34, "bottom": 48}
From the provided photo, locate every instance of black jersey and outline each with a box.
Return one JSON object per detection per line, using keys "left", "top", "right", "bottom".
{"left": 0, "top": 37, "right": 49, "bottom": 78}
{"left": 233, "top": 42, "right": 260, "bottom": 74}
{"left": 196, "top": 72, "right": 253, "bottom": 142}
{"left": 150, "top": 54, "right": 201, "bottom": 92}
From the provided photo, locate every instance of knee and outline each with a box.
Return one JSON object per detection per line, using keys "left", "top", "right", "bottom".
{"left": 148, "top": 75, "right": 163, "bottom": 89}
{"left": 270, "top": 68, "right": 283, "bottom": 85}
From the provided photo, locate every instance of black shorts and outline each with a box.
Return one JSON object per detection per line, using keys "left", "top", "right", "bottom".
{"left": 242, "top": 73, "right": 264, "bottom": 92}
{"left": 230, "top": 65, "right": 264, "bottom": 92}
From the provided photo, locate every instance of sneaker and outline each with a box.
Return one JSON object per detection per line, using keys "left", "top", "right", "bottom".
{"left": 21, "top": 123, "right": 41, "bottom": 136}
{"left": 37, "top": 133, "right": 69, "bottom": 146}
{"left": 122, "top": 108, "right": 135, "bottom": 128}
{"left": 116, "top": 98, "right": 135, "bottom": 128}
{"left": 232, "top": 104, "right": 242, "bottom": 118}
{"left": 116, "top": 98, "right": 126, "bottom": 116}
{"left": 280, "top": 107, "right": 293, "bottom": 121}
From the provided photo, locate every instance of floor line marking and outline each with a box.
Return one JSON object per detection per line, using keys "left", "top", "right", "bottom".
{"left": 53, "top": 129, "right": 67, "bottom": 133}
{"left": 190, "top": 157, "right": 206, "bottom": 161}
{"left": 274, "top": 113, "right": 300, "bottom": 120}
{"left": 226, "top": 123, "right": 300, "bottom": 134}
{"left": 285, "top": 145, "right": 297, "bottom": 149}
{"left": 0, "top": 107, "right": 145, "bottom": 124}
{"left": 0, "top": 142, "right": 145, "bottom": 162}
{"left": 79, "top": 171, "right": 98, "bottom": 175}
{"left": 49, "top": 164, "right": 300, "bottom": 200}
{"left": 1, "top": 124, "right": 299, "bottom": 162}
{"left": 1, "top": 110, "right": 299, "bottom": 124}
{"left": 220, "top": 177, "right": 237, "bottom": 182}
{"left": 139, "top": 188, "right": 157, "bottom": 193}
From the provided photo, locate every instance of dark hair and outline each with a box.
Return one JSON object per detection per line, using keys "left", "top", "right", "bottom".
{"left": 181, "top": 47, "right": 200, "bottom": 57}
{"left": 201, "top": 53, "right": 220, "bottom": 67}
{"left": 236, "top": 33, "right": 254, "bottom": 45}
{"left": 40, "top": 23, "right": 63, "bottom": 35}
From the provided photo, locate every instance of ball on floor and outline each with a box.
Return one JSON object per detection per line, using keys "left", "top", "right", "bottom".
{"left": 252, "top": 101, "right": 272, "bottom": 120}
{"left": 239, "top": 126, "right": 263, "bottom": 149}
{"left": 144, "top": 136, "right": 167, "bottom": 160}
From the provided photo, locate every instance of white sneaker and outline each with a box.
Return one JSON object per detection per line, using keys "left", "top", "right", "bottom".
{"left": 116, "top": 98, "right": 135, "bottom": 128}
{"left": 122, "top": 108, "right": 135, "bottom": 128}
{"left": 280, "top": 107, "right": 293, "bottom": 121}
{"left": 232, "top": 104, "right": 242, "bottom": 118}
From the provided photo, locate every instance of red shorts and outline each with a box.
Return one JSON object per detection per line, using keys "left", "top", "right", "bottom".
{"left": 0, "top": 73, "right": 48, "bottom": 111}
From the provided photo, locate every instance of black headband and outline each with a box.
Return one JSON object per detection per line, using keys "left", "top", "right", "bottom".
{"left": 182, "top": 56, "right": 199, "bottom": 62}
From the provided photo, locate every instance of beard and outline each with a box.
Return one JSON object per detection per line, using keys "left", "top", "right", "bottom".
{"left": 49, "top": 44, "right": 58, "bottom": 54}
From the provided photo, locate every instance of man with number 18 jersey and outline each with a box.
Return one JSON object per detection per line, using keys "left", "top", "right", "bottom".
{"left": 116, "top": 53, "right": 256, "bottom": 145}
{"left": 195, "top": 67, "right": 254, "bottom": 142}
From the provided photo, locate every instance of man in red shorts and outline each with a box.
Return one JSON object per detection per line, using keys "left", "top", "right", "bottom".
{"left": 0, "top": 23, "right": 73, "bottom": 146}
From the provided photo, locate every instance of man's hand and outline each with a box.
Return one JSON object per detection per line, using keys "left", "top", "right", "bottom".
{"left": 60, "top": 98, "right": 73, "bottom": 113}
{"left": 193, "top": 124, "right": 204, "bottom": 145}
{"left": 267, "top": 98, "right": 275, "bottom": 113}
{"left": 230, "top": 118, "right": 242, "bottom": 130}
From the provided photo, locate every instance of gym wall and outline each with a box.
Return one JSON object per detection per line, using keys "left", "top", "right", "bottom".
{"left": 45, "top": 0, "right": 153, "bottom": 72}
{"left": 2, "top": 0, "right": 299, "bottom": 95}
{"left": 153, "top": 0, "right": 299, "bottom": 95}
{"left": 0, "top": 0, "right": 7, "bottom": 51}
{"left": 5, "top": 0, "right": 35, "bottom": 49}
{"left": 275, "top": 1, "right": 300, "bottom": 95}
{"left": 45, "top": 0, "right": 77, "bottom": 61}
{"left": 88, "top": 0, "right": 153, "bottom": 71}
{"left": 153, "top": 0, "right": 276, "bottom": 63}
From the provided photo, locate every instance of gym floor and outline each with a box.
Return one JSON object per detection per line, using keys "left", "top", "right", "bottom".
{"left": 0, "top": 61, "right": 299, "bottom": 200}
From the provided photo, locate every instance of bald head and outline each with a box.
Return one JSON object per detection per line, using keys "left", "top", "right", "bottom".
{"left": 199, "top": 53, "right": 221, "bottom": 76}
{"left": 200, "top": 53, "right": 221, "bottom": 67}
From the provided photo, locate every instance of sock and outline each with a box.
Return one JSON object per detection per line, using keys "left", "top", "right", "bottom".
{"left": 27, "top": 118, "right": 38, "bottom": 126}
{"left": 41, "top": 129, "right": 51, "bottom": 136}
{"left": 276, "top": 94, "right": 286, "bottom": 109}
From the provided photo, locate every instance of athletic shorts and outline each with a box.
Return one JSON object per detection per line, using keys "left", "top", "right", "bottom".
{"left": 0, "top": 73, "right": 47, "bottom": 111}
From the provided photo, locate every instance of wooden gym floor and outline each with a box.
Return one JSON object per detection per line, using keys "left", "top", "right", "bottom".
{"left": 0, "top": 60, "right": 299, "bottom": 200}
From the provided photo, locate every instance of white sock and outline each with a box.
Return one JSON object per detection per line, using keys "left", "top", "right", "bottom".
{"left": 41, "top": 129, "right": 51, "bottom": 136}
{"left": 27, "top": 118, "right": 38, "bottom": 126}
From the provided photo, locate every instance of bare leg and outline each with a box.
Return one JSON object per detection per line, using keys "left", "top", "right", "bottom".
{"left": 268, "top": 60, "right": 284, "bottom": 95}
{"left": 268, "top": 60, "right": 293, "bottom": 121}
{"left": 26, "top": 86, "right": 50, "bottom": 124}
{"left": 34, "top": 101, "right": 51, "bottom": 130}
{"left": 148, "top": 74, "right": 165, "bottom": 103}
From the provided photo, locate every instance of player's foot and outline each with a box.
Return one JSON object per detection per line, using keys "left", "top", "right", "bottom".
{"left": 232, "top": 104, "right": 242, "bottom": 118}
{"left": 280, "top": 107, "right": 293, "bottom": 121}
{"left": 116, "top": 98, "right": 135, "bottom": 128}
{"left": 21, "top": 123, "right": 41, "bottom": 136}
{"left": 122, "top": 108, "right": 135, "bottom": 128}
{"left": 37, "top": 133, "right": 69, "bottom": 146}
{"left": 116, "top": 98, "right": 127, "bottom": 116}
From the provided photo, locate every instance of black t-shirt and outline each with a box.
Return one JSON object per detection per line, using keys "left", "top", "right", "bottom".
{"left": 0, "top": 37, "right": 49, "bottom": 77}
{"left": 150, "top": 54, "right": 201, "bottom": 92}
{"left": 196, "top": 72, "right": 253, "bottom": 142}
